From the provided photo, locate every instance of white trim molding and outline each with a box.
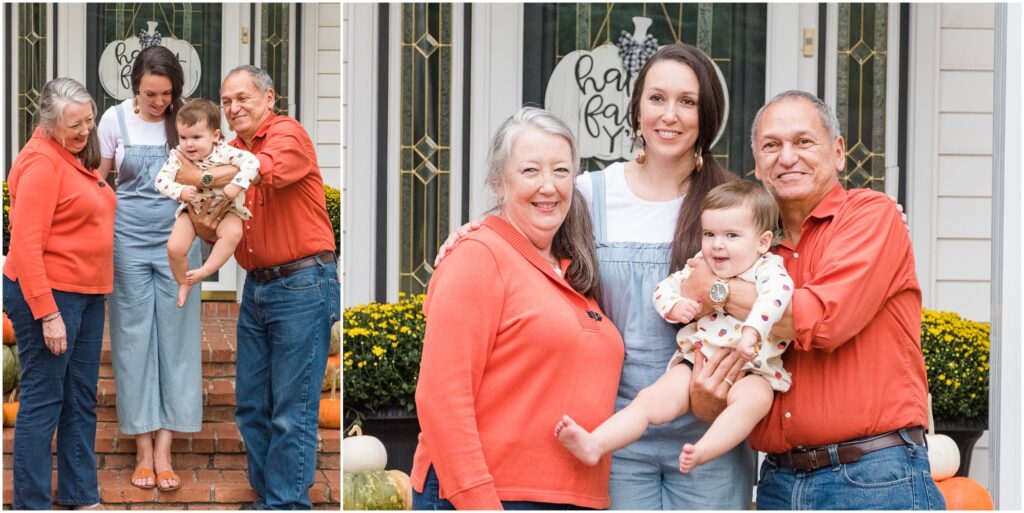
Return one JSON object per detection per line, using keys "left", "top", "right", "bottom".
{"left": 342, "top": 3, "right": 379, "bottom": 306}
{"left": 765, "top": 3, "right": 819, "bottom": 98}
{"left": 907, "top": 4, "right": 940, "bottom": 306}
{"left": 990, "top": 3, "right": 1022, "bottom": 508}
{"left": 468, "top": 3, "right": 524, "bottom": 220}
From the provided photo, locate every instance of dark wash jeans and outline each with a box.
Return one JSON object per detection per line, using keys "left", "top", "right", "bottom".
{"left": 3, "top": 276, "right": 104, "bottom": 510}
{"left": 234, "top": 260, "right": 340, "bottom": 510}
{"left": 756, "top": 428, "right": 947, "bottom": 510}
{"left": 413, "top": 466, "right": 591, "bottom": 510}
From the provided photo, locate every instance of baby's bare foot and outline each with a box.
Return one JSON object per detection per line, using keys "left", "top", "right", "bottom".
{"left": 679, "top": 443, "right": 706, "bottom": 473}
{"left": 185, "top": 267, "right": 212, "bottom": 286}
{"left": 555, "top": 415, "right": 603, "bottom": 466}
{"left": 177, "top": 283, "right": 193, "bottom": 308}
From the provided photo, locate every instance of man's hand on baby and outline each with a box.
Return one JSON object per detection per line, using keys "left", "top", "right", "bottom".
{"left": 666, "top": 297, "right": 701, "bottom": 324}
{"left": 223, "top": 183, "right": 244, "bottom": 200}
{"left": 179, "top": 185, "right": 197, "bottom": 203}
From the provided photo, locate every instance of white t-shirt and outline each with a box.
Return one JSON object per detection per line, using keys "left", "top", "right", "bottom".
{"left": 97, "top": 98, "right": 170, "bottom": 172}
{"left": 576, "top": 161, "right": 685, "bottom": 243}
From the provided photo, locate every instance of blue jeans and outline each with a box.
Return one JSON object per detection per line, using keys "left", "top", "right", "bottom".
{"left": 234, "top": 260, "right": 339, "bottom": 509}
{"left": 755, "top": 429, "right": 947, "bottom": 510}
{"left": 3, "top": 277, "right": 104, "bottom": 510}
{"left": 413, "top": 466, "right": 590, "bottom": 510}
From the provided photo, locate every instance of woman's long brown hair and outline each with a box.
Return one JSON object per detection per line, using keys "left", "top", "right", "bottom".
{"left": 628, "top": 43, "right": 735, "bottom": 272}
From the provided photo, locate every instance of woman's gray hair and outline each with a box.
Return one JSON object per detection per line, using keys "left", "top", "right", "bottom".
{"left": 224, "top": 65, "right": 275, "bottom": 93}
{"left": 485, "top": 107, "right": 599, "bottom": 297}
{"left": 750, "top": 90, "right": 841, "bottom": 149}
{"left": 37, "top": 77, "right": 100, "bottom": 169}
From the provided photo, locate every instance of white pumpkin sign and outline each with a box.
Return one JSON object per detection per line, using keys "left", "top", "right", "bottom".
{"left": 544, "top": 17, "right": 730, "bottom": 161}
{"left": 98, "top": 21, "right": 202, "bottom": 101}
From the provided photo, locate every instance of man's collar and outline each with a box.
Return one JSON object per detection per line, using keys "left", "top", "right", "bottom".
{"left": 807, "top": 182, "right": 847, "bottom": 220}
{"left": 238, "top": 111, "right": 278, "bottom": 147}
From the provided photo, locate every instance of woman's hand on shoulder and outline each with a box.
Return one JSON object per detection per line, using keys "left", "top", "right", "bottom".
{"left": 433, "top": 218, "right": 484, "bottom": 267}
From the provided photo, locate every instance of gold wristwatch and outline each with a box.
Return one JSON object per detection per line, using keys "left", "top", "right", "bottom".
{"left": 709, "top": 278, "right": 729, "bottom": 313}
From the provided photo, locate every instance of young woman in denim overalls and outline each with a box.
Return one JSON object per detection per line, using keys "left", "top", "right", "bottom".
{"left": 97, "top": 46, "right": 206, "bottom": 492}
{"left": 576, "top": 44, "right": 756, "bottom": 509}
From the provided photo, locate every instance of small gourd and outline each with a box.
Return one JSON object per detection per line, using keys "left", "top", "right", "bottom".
{"left": 343, "top": 424, "right": 388, "bottom": 474}
{"left": 926, "top": 393, "right": 961, "bottom": 481}
{"left": 319, "top": 374, "right": 341, "bottom": 429}
{"left": 329, "top": 320, "right": 341, "bottom": 355}
{"left": 3, "top": 312, "right": 15, "bottom": 345}
{"left": 343, "top": 469, "right": 412, "bottom": 510}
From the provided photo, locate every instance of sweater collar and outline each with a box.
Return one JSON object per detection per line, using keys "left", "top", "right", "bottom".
{"left": 482, "top": 215, "right": 568, "bottom": 283}
{"left": 33, "top": 127, "right": 92, "bottom": 175}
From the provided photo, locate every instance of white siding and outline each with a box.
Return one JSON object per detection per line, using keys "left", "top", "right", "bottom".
{"left": 316, "top": 3, "right": 341, "bottom": 189}
{"left": 914, "top": 3, "right": 996, "bottom": 492}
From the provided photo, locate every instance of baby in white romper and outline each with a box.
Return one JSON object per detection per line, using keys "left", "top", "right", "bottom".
{"left": 557, "top": 179, "right": 794, "bottom": 473}
{"left": 155, "top": 98, "right": 260, "bottom": 307}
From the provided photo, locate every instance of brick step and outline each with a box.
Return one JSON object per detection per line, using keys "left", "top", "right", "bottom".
{"left": 95, "top": 378, "right": 237, "bottom": 409}
{"left": 2, "top": 468, "right": 340, "bottom": 508}
{"left": 2, "top": 423, "right": 340, "bottom": 463}
{"left": 100, "top": 336, "right": 238, "bottom": 367}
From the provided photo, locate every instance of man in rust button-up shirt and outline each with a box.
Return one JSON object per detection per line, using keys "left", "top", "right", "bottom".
{"left": 180, "top": 66, "right": 339, "bottom": 509}
{"left": 684, "top": 91, "right": 942, "bottom": 510}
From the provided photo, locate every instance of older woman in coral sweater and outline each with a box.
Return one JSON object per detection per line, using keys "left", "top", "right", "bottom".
{"left": 410, "top": 107, "right": 624, "bottom": 510}
{"left": 3, "top": 77, "right": 114, "bottom": 510}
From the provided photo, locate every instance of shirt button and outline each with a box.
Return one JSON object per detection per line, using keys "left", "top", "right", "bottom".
{"left": 793, "top": 252, "right": 799, "bottom": 259}
{"left": 248, "top": 249, "right": 253, "bottom": 253}
{"left": 784, "top": 412, "right": 792, "bottom": 419}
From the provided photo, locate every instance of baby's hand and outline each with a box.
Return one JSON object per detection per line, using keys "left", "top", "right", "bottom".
{"left": 666, "top": 297, "right": 701, "bottom": 324}
{"left": 179, "top": 185, "right": 197, "bottom": 203}
{"left": 737, "top": 327, "right": 760, "bottom": 360}
{"left": 223, "top": 183, "right": 244, "bottom": 200}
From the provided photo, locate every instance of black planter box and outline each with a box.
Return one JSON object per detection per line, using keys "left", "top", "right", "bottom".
{"left": 355, "top": 409, "right": 420, "bottom": 474}
{"left": 934, "top": 420, "right": 987, "bottom": 478}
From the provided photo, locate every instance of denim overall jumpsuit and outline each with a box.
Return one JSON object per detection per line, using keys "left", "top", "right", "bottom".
{"left": 107, "top": 104, "right": 203, "bottom": 435}
{"left": 586, "top": 170, "right": 755, "bottom": 509}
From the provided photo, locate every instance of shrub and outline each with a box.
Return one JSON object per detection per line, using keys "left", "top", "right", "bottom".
{"left": 921, "top": 309, "right": 989, "bottom": 425}
{"left": 324, "top": 184, "right": 340, "bottom": 254}
{"left": 343, "top": 293, "right": 426, "bottom": 425}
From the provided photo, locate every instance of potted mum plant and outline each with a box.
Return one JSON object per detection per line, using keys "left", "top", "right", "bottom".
{"left": 343, "top": 293, "right": 426, "bottom": 473}
{"left": 921, "top": 309, "right": 990, "bottom": 477}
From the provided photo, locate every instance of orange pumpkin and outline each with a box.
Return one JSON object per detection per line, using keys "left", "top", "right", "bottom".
{"left": 3, "top": 313, "right": 15, "bottom": 345}
{"left": 936, "top": 477, "right": 994, "bottom": 510}
{"left": 319, "top": 373, "right": 341, "bottom": 429}
{"left": 2, "top": 401, "right": 18, "bottom": 427}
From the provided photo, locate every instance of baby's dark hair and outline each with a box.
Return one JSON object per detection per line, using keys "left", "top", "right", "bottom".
{"left": 176, "top": 98, "right": 222, "bottom": 136}
{"left": 700, "top": 179, "right": 779, "bottom": 234}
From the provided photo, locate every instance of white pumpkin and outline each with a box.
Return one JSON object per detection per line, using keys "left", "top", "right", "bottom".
{"left": 343, "top": 424, "right": 388, "bottom": 474}
{"left": 926, "top": 433, "right": 960, "bottom": 481}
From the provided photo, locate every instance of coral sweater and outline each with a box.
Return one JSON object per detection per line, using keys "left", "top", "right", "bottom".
{"left": 411, "top": 216, "right": 624, "bottom": 509}
{"left": 4, "top": 128, "right": 116, "bottom": 318}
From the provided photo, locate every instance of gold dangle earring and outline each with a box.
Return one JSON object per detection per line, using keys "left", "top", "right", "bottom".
{"left": 694, "top": 149, "right": 704, "bottom": 172}
{"left": 133, "top": 95, "right": 140, "bottom": 115}
{"left": 634, "top": 136, "right": 646, "bottom": 165}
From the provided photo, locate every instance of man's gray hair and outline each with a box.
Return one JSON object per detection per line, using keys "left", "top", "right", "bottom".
{"left": 224, "top": 65, "right": 274, "bottom": 93}
{"left": 750, "top": 90, "right": 841, "bottom": 149}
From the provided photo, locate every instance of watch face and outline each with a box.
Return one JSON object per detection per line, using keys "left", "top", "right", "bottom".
{"left": 710, "top": 282, "right": 728, "bottom": 303}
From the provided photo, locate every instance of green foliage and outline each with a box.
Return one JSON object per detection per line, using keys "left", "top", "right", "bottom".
{"left": 3, "top": 182, "right": 9, "bottom": 256}
{"left": 343, "top": 293, "right": 426, "bottom": 425}
{"left": 324, "top": 184, "right": 340, "bottom": 254}
{"left": 921, "top": 309, "right": 990, "bottom": 424}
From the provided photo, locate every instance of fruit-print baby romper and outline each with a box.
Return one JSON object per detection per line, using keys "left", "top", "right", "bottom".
{"left": 652, "top": 251, "right": 795, "bottom": 392}
{"left": 154, "top": 140, "right": 260, "bottom": 220}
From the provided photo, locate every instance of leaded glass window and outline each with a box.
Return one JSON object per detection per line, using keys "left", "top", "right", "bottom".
{"left": 527, "top": 3, "right": 767, "bottom": 177}
{"left": 17, "top": 4, "right": 48, "bottom": 152}
{"left": 399, "top": 3, "right": 451, "bottom": 295}
{"left": 260, "top": 3, "right": 290, "bottom": 115}
{"left": 836, "top": 3, "right": 887, "bottom": 191}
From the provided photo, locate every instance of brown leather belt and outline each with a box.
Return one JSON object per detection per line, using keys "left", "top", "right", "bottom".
{"left": 768, "top": 426, "right": 926, "bottom": 472}
{"left": 250, "top": 251, "right": 336, "bottom": 282}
